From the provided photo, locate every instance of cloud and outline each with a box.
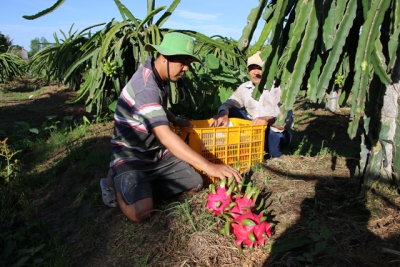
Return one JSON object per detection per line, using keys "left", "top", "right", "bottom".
{"left": 174, "top": 10, "right": 219, "bottom": 21}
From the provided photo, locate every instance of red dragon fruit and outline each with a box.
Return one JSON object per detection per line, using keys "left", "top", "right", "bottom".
{"left": 231, "top": 212, "right": 274, "bottom": 252}
{"left": 229, "top": 181, "right": 262, "bottom": 218}
{"left": 205, "top": 177, "right": 236, "bottom": 216}
{"left": 205, "top": 176, "right": 274, "bottom": 253}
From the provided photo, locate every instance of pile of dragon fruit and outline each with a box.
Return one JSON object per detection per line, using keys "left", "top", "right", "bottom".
{"left": 205, "top": 177, "right": 274, "bottom": 252}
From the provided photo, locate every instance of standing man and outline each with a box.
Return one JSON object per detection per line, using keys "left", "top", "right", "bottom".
{"left": 100, "top": 32, "right": 241, "bottom": 222}
{"left": 210, "top": 51, "right": 293, "bottom": 159}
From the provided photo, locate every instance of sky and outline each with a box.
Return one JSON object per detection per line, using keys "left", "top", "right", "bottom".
{"left": 1, "top": 0, "right": 262, "bottom": 51}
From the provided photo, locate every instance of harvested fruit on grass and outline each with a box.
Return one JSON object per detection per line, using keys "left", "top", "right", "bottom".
{"left": 231, "top": 212, "right": 274, "bottom": 249}
{"left": 229, "top": 182, "right": 260, "bottom": 217}
{"left": 205, "top": 177, "right": 236, "bottom": 216}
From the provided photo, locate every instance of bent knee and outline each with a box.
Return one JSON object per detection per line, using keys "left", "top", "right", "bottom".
{"left": 128, "top": 209, "right": 152, "bottom": 222}
{"left": 115, "top": 192, "right": 153, "bottom": 222}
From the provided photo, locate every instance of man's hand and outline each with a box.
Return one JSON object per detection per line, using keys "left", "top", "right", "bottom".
{"left": 253, "top": 116, "right": 275, "bottom": 126}
{"left": 202, "top": 162, "right": 242, "bottom": 183}
{"left": 209, "top": 111, "right": 229, "bottom": 127}
{"left": 252, "top": 117, "right": 268, "bottom": 126}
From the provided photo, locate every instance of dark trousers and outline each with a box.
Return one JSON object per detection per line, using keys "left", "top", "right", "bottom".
{"left": 228, "top": 108, "right": 290, "bottom": 158}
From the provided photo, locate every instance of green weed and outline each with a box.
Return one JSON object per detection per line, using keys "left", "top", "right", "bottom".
{"left": 295, "top": 226, "right": 336, "bottom": 263}
{"left": 252, "top": 162, "right": 264, "bottom": 174}
{"left": 166, "top": 200, "right": 197, "bottom": 233}
{"left": 133, "top": 253, "right": 151, "bottom": 266}
{"left": 275, "top": 195, "right": 283, "bottom": 205}
{"left": 263, "top": 176, "right": 271, "bottom": 186}
{"left": 0, "top": 137, "right": 22, "bottom": 183}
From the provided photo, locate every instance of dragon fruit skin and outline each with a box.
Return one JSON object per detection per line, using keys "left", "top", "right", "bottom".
{"left": 205, "top": 179, "right": 234, "bottom": 216}
{"left": 229, "top": 195, "right": 256, "bottom": 217}
{"left": 229, "top": 181, "right": 261, "bottom": 217}
{"left": 231, "top": 212, "right": 274, "bottom": 248}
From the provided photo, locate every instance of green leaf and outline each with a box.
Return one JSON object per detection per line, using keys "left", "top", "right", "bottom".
{"left": 205, "top": 54, "right": 220, "bottom": 70}
{"left": 138, "top": 6, "right": 166, "bottom": 29}
{"left": 155, "top": 0, "right": 181, "bottom": 28}
{"left": 269, "top": 234, "right": 312, "bottom": 254}
{"left": 46, "top": 115, "right": 57, "bottom": 120}
{"left": 282, "top": 0, "right": 318, "bottom": 110}
{"left": 348, "top": 0, "right": 391, "bottom": 139}
{"left": 314, "top": 241, "right": 326, "bottom": 254}
{"left": 218, "top": 87, "right": 234, "bottom": 103}
{"left": 4, "top": 241, "right": 16, "bottom": 259}
{"left": 10, "top": 255, "right": 30, "bottom": 267}
{"left": 238, "top": 0, "right": 268, "bottom": 51}
{"left": 212, "top": 75, "right": 237, "bottom": 84}
{"left": 321, "top": 225, "right": 332, "bottom": 240}
{"left": 310, "top": 233, "right": 319, "bottom": 241}
{"left": 97, "top": 21, "right": 130, "bottom": 66}
{"left": 23, "top": 0, "right": 66, "bottom": 20}
{"left": 315, "top": 0, "right": 357, "bottom": 101}
{"left": 29, "top": 128, "right": 39, "bottom": 135}
{"left": 113, "top": 0, "right": 140, "bottom": 27}
{"left": 108, "top": 101, "right": 118, "bottom": 112}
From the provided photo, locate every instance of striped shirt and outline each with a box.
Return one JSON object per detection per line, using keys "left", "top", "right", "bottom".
{"left": 110, "top": 56, "right": 176, "bottom": 174}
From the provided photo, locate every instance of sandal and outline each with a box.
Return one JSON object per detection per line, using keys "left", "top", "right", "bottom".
{"left": 100, "top": 178, "right": 118, "bottom": 208}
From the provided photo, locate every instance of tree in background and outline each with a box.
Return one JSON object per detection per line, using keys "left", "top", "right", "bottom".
{"left": 0, "top": 32, "right": 12, "bottom": 53}
{"left": 0, "top": 32, "right": 27, "bottom": 82}
{"left": 29, "top": 37, "right": 50, "bottom": 58}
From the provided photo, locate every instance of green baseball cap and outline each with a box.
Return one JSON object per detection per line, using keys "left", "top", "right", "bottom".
{"left": 145, "top": 32, "right": 202, "bottom": 64}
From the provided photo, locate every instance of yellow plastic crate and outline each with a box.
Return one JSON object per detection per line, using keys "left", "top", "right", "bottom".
{"left": 171, "top": 118, "right": 266, "bottom": 185}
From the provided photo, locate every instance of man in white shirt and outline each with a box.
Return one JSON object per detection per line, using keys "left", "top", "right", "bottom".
{"left": 210, "top": 51, "right": 292, "bottom": 159}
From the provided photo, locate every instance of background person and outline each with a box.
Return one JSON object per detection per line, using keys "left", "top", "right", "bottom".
{"left": 100, "top": 32, "right": 241, "bottom": 222}
{"left": 210, "top": 51, "right": 293, "bottom": 159}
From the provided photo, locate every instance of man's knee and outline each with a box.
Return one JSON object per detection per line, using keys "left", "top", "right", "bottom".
{"left": 115, "top": 191, "right": 153, "bottom": 222}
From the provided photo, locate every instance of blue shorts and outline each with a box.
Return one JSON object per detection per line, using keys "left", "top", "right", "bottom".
{"left": 113, "top": 159, "right": 203, "bottom": 205}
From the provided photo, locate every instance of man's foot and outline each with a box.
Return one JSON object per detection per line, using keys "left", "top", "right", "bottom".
{"left": 100, "top": 178, "right": 118, "bottom": 207}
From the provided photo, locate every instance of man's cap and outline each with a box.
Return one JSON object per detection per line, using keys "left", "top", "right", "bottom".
{"left": 145, "top": 32, "right": 202, "bottom": 64}
{"left": 247, "top": 51, "right": 264, "bottom": 68}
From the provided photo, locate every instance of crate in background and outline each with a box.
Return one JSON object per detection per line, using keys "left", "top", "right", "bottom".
{"left": 171, "top": 118, "right": 266, "bottom": 185}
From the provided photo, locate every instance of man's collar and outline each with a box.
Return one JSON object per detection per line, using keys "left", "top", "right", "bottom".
{"left": 147, "top": 56, "right": 165, "bottom": 89}
{"left": 244, "top": 80, "right": 255, "bottom": 89}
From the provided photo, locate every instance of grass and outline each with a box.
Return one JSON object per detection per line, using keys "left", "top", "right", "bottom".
{"left": 0, "top": 88, "right": 41, "bottom": 101}
{"left": 0, "top": 112, "right": 114, "bottom": 266}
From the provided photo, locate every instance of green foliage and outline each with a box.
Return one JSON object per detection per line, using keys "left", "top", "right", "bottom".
{"left": 0, "top": 52, "right": 27, "bottom": 83}
{"left": 0, "top": 138, "right": 22, "bottom": 183}
{"left": 237, "top": 0, "right": 268, "bottom": 51}
{"left": 169, "top": 45, "right": 247, "bottom": 119}
{"left": 28, "top": 24, "right": 96, "bottom": 90}
{"left": 295, "top": 226, "right": 336, "bottom": 263}
{"left": 269, "top": 234, "right": 312, "bottom": 254}
{"left": 0, "top": 220, "right": 73, "bottom": 267}
{"left": 166, "top": 200, "right": 197, "bottom": 233}
{"left": 242, "top": 0, "right": 399, "bottom": 136}
{"left": 24, "top": 0, "right": 249, "bottom": 118}
{"left": 28, "top": 37, "right": 50, "bottom": 58}
{"left": 0, "top": 31, "right": 12, "bottom": 53}
{"left": 61, "top": 1, "right": 180, "bottom": 115}
{"left": 23, "top": 0, "right": 66, "bottom": 20}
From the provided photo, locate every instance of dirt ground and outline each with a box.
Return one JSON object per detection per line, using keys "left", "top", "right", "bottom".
{"left": 1, "top": 78, "right": 399, "bottom": 267}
